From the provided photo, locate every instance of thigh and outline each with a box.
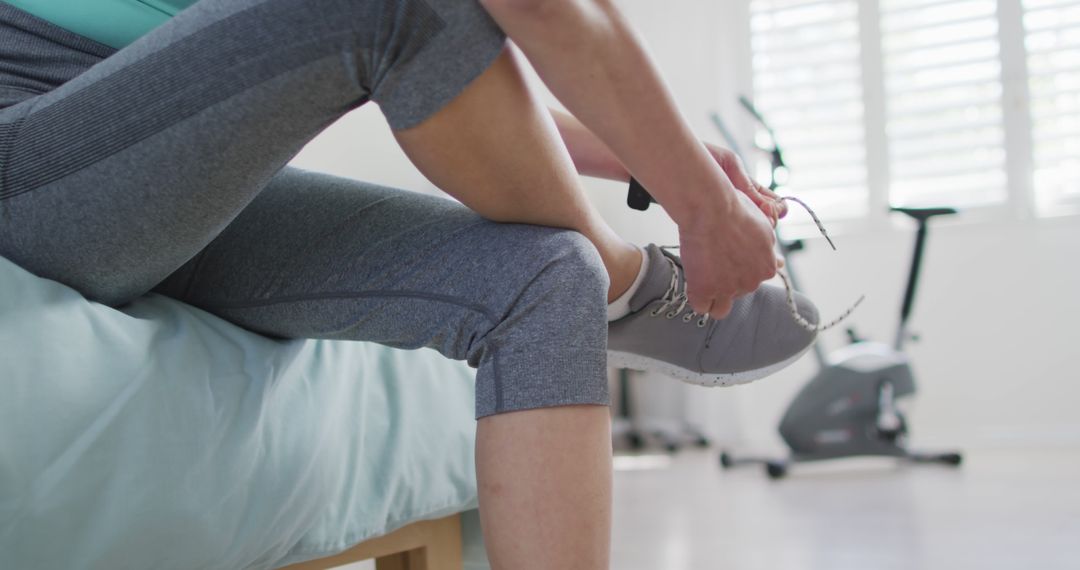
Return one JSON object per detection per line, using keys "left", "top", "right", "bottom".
{"left": 0, "top": 0, "right": 504, "bottom": 307}
{"left": 156, "top": 167, "right": 613, "bottom": 418}
{"left": 150, "top": 167, "right": 569, "bottom": 362}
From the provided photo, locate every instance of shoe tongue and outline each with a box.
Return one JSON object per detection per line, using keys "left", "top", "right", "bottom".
{"left": 628, "top": 244, "right": 680, "bottom": 313}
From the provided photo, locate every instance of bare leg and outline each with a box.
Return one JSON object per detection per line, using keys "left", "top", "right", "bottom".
{"left": 477, "top": 406, "right": 612, "bottom": 570}
{"left": 393, "top": 46, "right": 642, "bottom": 303}
{"left": 392, "top": 47, "right": 620, "bottom": 569}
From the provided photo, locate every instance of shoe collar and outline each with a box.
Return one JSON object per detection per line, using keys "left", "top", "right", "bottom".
{"left": 629, "top": 244, "right": 684, "bottom": 313}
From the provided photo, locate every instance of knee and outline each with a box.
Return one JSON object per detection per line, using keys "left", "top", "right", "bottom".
{"left": 529, "top": 228, "right": 609, "bottom": 315}
{"left": 466, "top": 223, "right": 611, "bottom": 352}
{"left": 480, "top": 225, "right": 609, "bottom": 354}
{"left": 472, "top": 227, "right": 612, "bottom": 418}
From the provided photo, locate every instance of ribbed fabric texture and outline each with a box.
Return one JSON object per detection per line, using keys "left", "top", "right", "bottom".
{"left": 0, "top": 2, "right": 115, "bottom": 109}
{"left": 0, "top": 0, "right": 377, "bottom": 200}
{"left": 0, "top": 0, "right": 508, "bottom": 200}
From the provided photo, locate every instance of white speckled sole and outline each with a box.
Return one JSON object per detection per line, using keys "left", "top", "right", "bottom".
{"left": 606, "top": 343, "right": 814, "bottom": 387}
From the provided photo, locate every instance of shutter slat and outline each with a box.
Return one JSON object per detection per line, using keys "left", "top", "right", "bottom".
{"left": 883, "top": 0, "right": 1007, "bottom": 208}
{"left": 885, "top": 75, "right": 1001, "bottom": 97}
{"left": 1026, "top": 0, "right": 1080, "bottom": 213}
{"left": 886, "top": 31, "right": 1000, "bottom": 55}
{"left": 889, "top": 94, "right": 1002, "bottom": 116}
{"left": 752, "top": 23, "right": 859, "bottom": 53}
{"left": 750, "top": 0, "right": 868, "bottom": 220}
{"left": 884, "top": 12, "right": 998, "bottom": 35}
{"left": 891, "top": 129, "right": 1006, "bottom": 159}
{"left": 882, "top": 0, "right": 989, "bottom": 16}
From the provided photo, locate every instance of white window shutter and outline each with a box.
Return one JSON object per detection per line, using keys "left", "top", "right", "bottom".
{"left": 1025, "top": 0, "right": 1080, "bottom": 215}
{"left": 880, "top": 0, "right": 1008, "bottom": 208}
{"left": 750, "top": 0, "right": 870, "bottom": 220}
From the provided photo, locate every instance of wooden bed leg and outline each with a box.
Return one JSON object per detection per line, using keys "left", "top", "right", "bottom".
{"left": 279, "top": 514, "right": 463, "bottom": 570}
{"left": 375, "top": 514, "right": 463, "bottom": 570}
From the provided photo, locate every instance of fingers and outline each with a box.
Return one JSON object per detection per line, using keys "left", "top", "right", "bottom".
{"left": 688, "top": 288, "right": 733, "bottom": 319}
{"left": 708, "top": 145, "right": 765, "bottom": 201}
{"left": 685, "top": 278, "right": 712, "bottom": 315}
{"left": 687, "top": 276, "right": 730, "bottom": 319}
{"left": 709, "top": 296, "right": 734, "bottom": 320}
{"left": 688, "top": 267, "right": 775, "bottom": 320}
{"left": 717, "top": 148, "right": 756, "bottom": 196}
{"left": 741, "top": 176, "right": 783, "bottom": 223}
{"left": 706, "top": 143, "right": 791, "bottom": 222}
{"left": 757, "top": 184, "right": 781, "bottom": 202}
{"left": 763, "top": 201, "right": 780, "bottom": 228}
{"left": 677, "top": 166, "right": 784, "bottom": 321}
{"left": 754, "top": 181, "right": 789, "bottom": 219}
{"left": 704, "top": 268, "right": 772, "bottom": 319}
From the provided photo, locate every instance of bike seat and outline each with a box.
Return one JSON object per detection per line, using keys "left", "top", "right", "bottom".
{"left": 889, "top": 206, "right": 958, "bottom": 222}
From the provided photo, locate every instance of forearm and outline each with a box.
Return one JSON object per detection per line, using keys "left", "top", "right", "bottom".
{"left": 551, "top": 108, "right": 629, "bottom": 181}
{"left": 479, "top": 0, "right": 734, "bottom": 225}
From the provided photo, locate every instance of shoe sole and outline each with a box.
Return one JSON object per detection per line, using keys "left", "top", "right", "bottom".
{"left": 607, "top": 343, "right": 814, "bottom": 387}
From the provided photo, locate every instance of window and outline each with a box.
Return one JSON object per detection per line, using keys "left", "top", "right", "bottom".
{"left": 746, "top": 0, "right": 1080, "bottom": 224}
{"left": 1025, "top": 0, "right": 1080, "bottom": 215}
{"left": 749, "top": 0, "right": 869, "bottom": 220}
{"left": 881, "top": 0, "right": 1007, "bottom": 208}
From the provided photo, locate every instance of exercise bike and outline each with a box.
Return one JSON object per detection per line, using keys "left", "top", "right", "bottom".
{"left": 712, "top": 97, "right": 964, "bottom": 479}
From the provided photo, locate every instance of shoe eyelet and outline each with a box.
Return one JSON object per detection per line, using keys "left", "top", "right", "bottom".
{"left": 649, "top": 308, "right": 662, "bottom": 317}
{"left": 682, "top": 314, "right": 693, "bottom": 323}
{"left": 697, "top": 318, "right": 708, "bottom": 328}
{"left": 665, "top": 310, "right": 678, "bottom": 319}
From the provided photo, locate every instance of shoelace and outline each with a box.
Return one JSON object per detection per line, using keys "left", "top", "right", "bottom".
{"left": 656, "top": 196, "right": 864, "bottom": 332}
{"left": 774, "top": 196, "right": 865, "bottom": 332}
{"left": 650, "top": 253, "right": 710, "bottom": 328}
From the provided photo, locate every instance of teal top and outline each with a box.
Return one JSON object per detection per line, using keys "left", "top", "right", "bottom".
{"left": 1, "top": 0, "right": 194, "bottom": 49}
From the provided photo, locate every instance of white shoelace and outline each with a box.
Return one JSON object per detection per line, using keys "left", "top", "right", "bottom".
{"left": 657, "top": 195, "right": 864, "bottom": 332}
{"left": 650, "top": 253, "right": 710, "bottom": 328}
{"left": 775, "top": 195, "right": 865, "bottom": 332}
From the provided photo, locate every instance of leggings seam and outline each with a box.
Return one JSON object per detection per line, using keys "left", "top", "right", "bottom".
{"left": 203, "top": 288, "right": 509, "bottom": 410}
{"left": 0, "top": 85, "right": 46, "bottom": 97}
{"left": 0, "top": 38, "right": 352, "bottom": 202}
{"left": 492, "top": 349, "right": 503, "bottom": 413}
{"left": 178, "top": 247, "right": 212, "bottom": 301}
{"left": 0, "top": 54, "right": 331, "bottom": 202}
{"left": 1, "top": 0, "right": 363, "bottom": 200}
{"left": 198, "top": 289, "right": 499, "bottom": 325}
{"left": 0, "top": 117, "right": 23, "bottom": 196}
{"left": 0, "top": 2, "right": 118, "bottom": 58}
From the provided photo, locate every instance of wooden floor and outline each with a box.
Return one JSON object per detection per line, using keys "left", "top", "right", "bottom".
{"left": 333, "top": 445, "right": 1080, "bottom": 569}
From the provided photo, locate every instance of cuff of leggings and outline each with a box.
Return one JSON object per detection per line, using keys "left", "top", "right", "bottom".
{"left": 474, "top": 347, "right": 611, "bottom": 420}
{"left": 372, "top": 4, "right": 507, "bottom": 131}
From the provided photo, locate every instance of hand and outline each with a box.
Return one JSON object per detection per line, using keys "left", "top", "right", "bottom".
{"left": 677, "top": 177, "right": 781, "bottom": 319}
{"left": 704, "top": 143, "right": 787, "bottom": 226}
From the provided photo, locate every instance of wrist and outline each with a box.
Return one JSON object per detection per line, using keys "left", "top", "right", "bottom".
{"left": 662, "top": 174, "right": 737, "bottom": 228}
{"left": 631, "top": 140, "right": 739, "bottom": 225}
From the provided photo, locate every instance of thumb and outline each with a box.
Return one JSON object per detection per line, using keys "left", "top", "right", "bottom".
{"left": 709, "top": 295, "right": 734, "bottom": 319}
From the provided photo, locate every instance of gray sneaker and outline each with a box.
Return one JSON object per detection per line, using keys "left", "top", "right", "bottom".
{"left": 608, "top": 244, "right": 820, "bottom": 387}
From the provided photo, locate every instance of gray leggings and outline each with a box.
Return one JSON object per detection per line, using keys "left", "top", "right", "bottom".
{"left": 0, "top": 0, "right": 610, "bottom": 418}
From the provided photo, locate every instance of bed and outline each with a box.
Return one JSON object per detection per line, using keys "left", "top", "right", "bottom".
{"left": 0, "top": 254, "right": 491, "bottom": 569}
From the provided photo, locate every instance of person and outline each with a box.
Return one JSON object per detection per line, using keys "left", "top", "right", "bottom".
{"left": 0, "top": 0, "right": 819, "bottom": 567}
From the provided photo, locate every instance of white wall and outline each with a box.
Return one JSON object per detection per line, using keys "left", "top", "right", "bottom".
{"left": 289, "top": 104, "right": 432, "bottom": 194}
{"left": 290, "top": 0, "right": 1080, "bottom": 450}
